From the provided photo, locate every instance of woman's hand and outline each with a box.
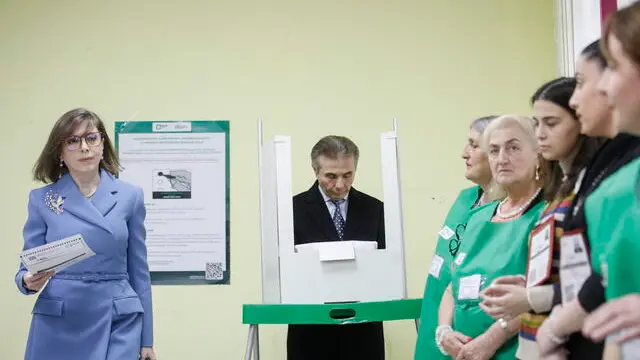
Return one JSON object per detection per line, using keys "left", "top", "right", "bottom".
{"left": 540, "top": 349, "right": 568, "bottom": 360}
{"left": 23, "top": 271, "right": 55, "bottom": 292}
{"left": 536, "top": 312, "right": 565, "bottom": 356}
{"left": 442, "top": 331, "right": 471, "bottom": 358}
{"left": 140, "top": 347, "right": 157, "bottom": 360}
{"left": 455, "top": 334, "right": 497, "bottom": 360}
{"left": 479, "top": 275, "right": 530, "bottom": 320}
{"left": 492, "top": 275, "right": 526, "bottom": 287}
{"left": 583, "top": 294, "right": 640, "bottom": 343}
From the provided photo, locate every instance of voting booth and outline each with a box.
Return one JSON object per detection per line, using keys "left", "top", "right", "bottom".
{"left": 242, "top": 119, "right": 421, "bottom": 360}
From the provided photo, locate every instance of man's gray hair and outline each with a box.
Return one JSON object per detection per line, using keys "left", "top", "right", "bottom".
{"left": 311, "top": 135, "right": 359, "bottom": 173}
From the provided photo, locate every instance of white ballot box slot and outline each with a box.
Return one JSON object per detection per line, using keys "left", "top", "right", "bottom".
{"left": 294, "top": 241, "right": 378, "bottom": 262}
{"left": 318, "top": 243, "right": 355, "bottom": 262}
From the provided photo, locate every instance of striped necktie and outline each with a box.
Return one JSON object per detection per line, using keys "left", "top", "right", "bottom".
{"left": 330, "top": 199, "right": 346, "bottom": 239}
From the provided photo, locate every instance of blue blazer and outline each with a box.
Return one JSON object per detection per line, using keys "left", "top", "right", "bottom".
{"left": 15, "top": 169, "right": 154, "bottom": 360}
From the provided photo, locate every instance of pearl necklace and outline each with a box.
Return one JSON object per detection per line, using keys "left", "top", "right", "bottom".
{"left": 496, "top": 187, "right": 542, "bottom": 219}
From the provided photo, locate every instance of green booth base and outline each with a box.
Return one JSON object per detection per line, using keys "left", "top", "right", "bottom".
{"left": 242, "top": 298, "right": 422, "bottom": 360}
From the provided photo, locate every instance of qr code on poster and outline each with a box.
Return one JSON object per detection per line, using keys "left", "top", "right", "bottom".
{"left": 205, "top": 262, "right": 224, "bottom": 280}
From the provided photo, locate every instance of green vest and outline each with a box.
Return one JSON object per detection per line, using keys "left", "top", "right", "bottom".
{"left": 414, "top": 186, "right": 490, "bottom": 360}
{"left": 451, "top": 200, "right": 544, "bottom": 360}
{"left": 586, "top": 157, "right": 640, "bottom": 300}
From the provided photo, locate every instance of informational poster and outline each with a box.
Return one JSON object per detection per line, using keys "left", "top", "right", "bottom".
{"left": 115, "top": 121, "right": 230, "bottom": 285}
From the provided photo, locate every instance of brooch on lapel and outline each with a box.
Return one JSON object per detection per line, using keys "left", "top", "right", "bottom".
{"left": 45, "top": 189, "right": 64, "bottom": 214}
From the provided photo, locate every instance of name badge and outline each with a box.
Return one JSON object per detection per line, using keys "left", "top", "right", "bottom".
{"left": 454, "top": 252, "right": 466, "bottom": 266}
{"left": 429, "top": 255, "right": 445, "bottom": 279}
{"left": 526, "top": 217, "right": 554, "bottom": 288}
{"left": 458, "top": 274, "right": 481, "bottom": 300}
{"left": 559, "top": 230, "right": 592, "bottom": 304}
{"left": 438, "top": 226, "right": 455, "bottom": 240}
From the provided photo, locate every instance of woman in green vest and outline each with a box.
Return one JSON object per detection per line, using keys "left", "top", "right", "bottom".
{"left": 437, "top": 114, "right": 546, "bottom": 360}
{"left": 414, "top": 115, "right": 503, "bottom": 360}
{"left": 478, "top": 76, "right": 603, "bottom": 360}
{"left": 534, "top": 38, "right": 640, "bottom": 359}
{"left": 579, "top": 3, "right": 640, "bottom": 358}
{"left": 476, "top": 40, "right": 619, "bottom": 359}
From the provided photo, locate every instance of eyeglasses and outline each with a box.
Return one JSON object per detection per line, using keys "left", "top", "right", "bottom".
{"left": 63, "top": 132, "right": 103, "bottom": 151}
{"left": 448, "top": 223, "right": 467, "bottom": 257}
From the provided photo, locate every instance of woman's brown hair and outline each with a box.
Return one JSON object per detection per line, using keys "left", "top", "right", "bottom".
{"left": 530, "top": 77, "right": 604, "bottom": 202}
{"left": 33, "top": 108, "right": 120, "bottom": 183}
{"left": 602, "top": 2, "right": 640, "bottom": 67}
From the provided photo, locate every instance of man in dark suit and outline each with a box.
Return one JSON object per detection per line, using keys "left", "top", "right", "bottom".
{"left": 287, "top": 135, "right": 386, "bottom": 360}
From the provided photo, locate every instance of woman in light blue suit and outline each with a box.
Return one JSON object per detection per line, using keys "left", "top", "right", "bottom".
{"left": 14, "top": 108, "right": 157, "bottom": 360}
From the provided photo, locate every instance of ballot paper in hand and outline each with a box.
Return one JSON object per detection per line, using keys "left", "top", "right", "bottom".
{"left": 20, "top": 234, "right": 95, "bottom": 275}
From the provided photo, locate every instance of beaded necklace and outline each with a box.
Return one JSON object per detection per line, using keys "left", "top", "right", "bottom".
{"left": 496, "top": 187, "right": 542, "bottom": 219}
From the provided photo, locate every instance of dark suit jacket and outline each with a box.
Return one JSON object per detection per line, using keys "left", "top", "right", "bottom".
{"left": 292, "top": 181, "right": 386, "bottom": 249}
{"left": 287, "top": 181, "right": 386, "bottom": 360}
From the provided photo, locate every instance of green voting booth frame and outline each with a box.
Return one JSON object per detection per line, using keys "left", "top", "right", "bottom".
{"left": 242, "top": 298, "right": 422, "bottom": 360}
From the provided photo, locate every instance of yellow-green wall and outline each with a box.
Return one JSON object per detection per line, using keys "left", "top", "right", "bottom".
{"left": 0, "top": 1, "right": 555, "bottom": 358}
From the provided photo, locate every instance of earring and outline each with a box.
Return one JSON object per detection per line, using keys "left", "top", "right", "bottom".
{"left": 535, "top": 165, "right": 540, "bottom": 181}
{"left": 59, "top": 159, "right": 64, "bottom": 167}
